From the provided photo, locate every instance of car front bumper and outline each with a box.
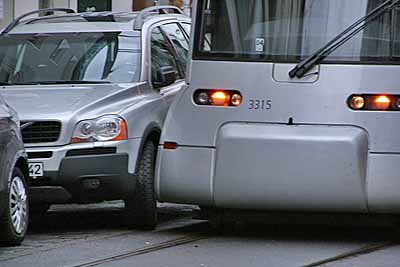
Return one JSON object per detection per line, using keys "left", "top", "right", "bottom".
{"left": 27, "top": 139, "right": 141, "bottom": 204}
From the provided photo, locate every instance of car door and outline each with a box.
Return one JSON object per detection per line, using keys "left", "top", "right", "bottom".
{"left": 161, "top": 22, "right": 190, "bottom": 81}
{"left": 179, "top": 21, "right": 191, "bottom": 40}
{"left": 0, "top": 100, "right": 9, "bottom": 195}
{"left": 149, "top": 21, "right": 189, "bottom": 106}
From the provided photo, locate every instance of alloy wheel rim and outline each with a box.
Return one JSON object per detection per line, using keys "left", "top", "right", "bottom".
{"left": 9, "top": 176, "right": 28, "bottom": 234}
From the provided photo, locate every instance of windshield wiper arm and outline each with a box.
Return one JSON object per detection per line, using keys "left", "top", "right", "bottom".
{"left": 289, "top": 0, "right": 400, "bottom": 79}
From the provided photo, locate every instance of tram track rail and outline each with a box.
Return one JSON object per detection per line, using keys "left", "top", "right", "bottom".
{"left": 67, "top": 232, "right": 211, "bottom": 267}
{"left": 302, "top": 242, "right": 396, "bottom": 267}
{"left": 67, "top": 232, "right": 397, "bottom": 267}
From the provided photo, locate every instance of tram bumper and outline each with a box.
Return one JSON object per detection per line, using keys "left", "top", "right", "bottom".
{"left": 368, "top": 153, "right": 400, "bottom": 213}
{"left": 157, "top": 123, "right": 372, "bottom": 213}
{"left": 213, "top": 123, "right": 369, "bottom": 212}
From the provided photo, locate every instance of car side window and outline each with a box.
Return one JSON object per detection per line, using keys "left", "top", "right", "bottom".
{"left": 150, "top": 27, "right": 179, "bottom": 89}
{"left": 181, "top": 23, "right": 191, "bottom": 39}
{"left": 161, "top": 23, "right": 189, "bottom": 78}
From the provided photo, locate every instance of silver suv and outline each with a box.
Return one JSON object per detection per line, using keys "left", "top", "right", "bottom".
{"left": 1, "top": 6, "right": 190, "bottom": 229}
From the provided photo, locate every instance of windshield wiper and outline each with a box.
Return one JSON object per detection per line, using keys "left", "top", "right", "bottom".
{"left": 289, "top": 0, "right": 400, "bottom": 79}
{"left": 9, "top": 80, "right": 111, "bottom": 85}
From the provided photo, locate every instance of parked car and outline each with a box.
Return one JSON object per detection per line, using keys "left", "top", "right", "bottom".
{"left": 0, "top": 6, "right": 190, "bottom": 229}
{"left": 0, "top": 94, "right": 29, "bottom": 246}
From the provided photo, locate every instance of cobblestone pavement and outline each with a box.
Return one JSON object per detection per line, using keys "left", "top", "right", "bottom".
{"left": 1, "top": 203, "right": 399, "bottom": 267}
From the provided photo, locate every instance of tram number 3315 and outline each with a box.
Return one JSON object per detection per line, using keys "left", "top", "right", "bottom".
{"left": 248, "top": 99, "right": 272, "bottom": 110}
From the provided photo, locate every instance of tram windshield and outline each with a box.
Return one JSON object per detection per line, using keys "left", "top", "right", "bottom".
{"left": 194, "top": 0, "right": 400, "bottom": 63}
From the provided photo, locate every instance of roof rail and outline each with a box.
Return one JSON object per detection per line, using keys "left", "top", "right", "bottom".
{"left": 133, "top": 5, "right": 184, "bottom": 30}
{"left": 1, "top": 8, "right": 76, "bottom": 35}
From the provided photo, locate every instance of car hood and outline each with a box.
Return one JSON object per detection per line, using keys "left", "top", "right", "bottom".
{"left": 1, "top": 83, "right": 143, "bottom": 120}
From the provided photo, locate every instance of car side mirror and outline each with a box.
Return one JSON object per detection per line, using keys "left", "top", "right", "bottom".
{"left": 153, "top": 66, "right": 176, "bottom": 89}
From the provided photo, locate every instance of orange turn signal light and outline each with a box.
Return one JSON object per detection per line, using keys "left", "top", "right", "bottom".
{"left": 211, "top": 91, "right": 230, "bottom": 106}
{"left": 373, "top": 95, "right": 391, "bottom": 110}
{"left": 112, "top": 119, "right": 128, "bottom": 141}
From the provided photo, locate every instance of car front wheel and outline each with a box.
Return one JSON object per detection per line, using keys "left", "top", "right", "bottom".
{"left": 0, "top": 167, "right": 29, "bottom": 246}
{"left": 124, "top": 140, "right": 157, "bottom": 230}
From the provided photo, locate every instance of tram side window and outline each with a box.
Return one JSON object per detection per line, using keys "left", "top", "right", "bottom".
{"left": 392, "top": 12, "right": 400, "bottom": 57}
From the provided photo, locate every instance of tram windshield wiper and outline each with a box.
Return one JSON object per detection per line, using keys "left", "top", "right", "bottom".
{"left": 289, "top": 0, "right": 400, "bottom": 79}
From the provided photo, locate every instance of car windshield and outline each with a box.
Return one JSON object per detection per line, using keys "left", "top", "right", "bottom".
{"left": 195, "top": 0, "right": 400, "bottom": 63}
{"left": 0, "top": 32, "right": 141, "bottom": 85}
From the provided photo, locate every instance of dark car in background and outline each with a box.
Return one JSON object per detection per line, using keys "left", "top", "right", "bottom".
{"left": 0, "top": 94, "right": 29, "bottom": 246}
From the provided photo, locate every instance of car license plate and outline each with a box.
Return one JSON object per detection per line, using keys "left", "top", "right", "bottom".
{"left": 29, "top": 162, "right": 44, "bottom": 178}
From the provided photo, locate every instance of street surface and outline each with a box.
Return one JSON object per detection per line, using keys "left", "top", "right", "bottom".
{"left": 0, "top": 202, "right": 399, "bottom": 267}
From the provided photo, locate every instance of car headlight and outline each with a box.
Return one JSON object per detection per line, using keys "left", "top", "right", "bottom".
{"left": 71, "top": 115, "right": 127, "bottom": 143}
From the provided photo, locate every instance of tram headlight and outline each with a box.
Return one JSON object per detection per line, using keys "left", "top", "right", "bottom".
{"left": 348, "top": 94, "right": 398, "bottom": 111}
{"left": 197, "top": 92, "right": 210, "bottom": 105}
{"left": 194, "top": 89, "right": 243, "bottom": 107}
{"left": 349, "top": 96, "right": 365, "bottom": 110}
{"left": 231, "top": 94, "right": 243, "bottom": 106}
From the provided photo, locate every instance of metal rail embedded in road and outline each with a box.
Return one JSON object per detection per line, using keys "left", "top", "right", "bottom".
{"left": 302, "top": 242, "right": 395, "bottom": 267}
{"left": 67, "top": 233, "right": 210, "bottom": 267}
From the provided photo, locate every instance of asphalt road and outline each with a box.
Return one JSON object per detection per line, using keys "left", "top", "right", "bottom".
{"left": 1, "top": 202, "right": 399, "bottom": 267}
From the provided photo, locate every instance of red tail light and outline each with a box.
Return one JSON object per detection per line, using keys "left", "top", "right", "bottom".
{"left": 163, "top": 142, "right": 178, "bottom": 150}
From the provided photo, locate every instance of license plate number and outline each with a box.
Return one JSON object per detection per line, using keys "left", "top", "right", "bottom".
{"left": 29, "top": 163, "right": 44, "bottom": 178}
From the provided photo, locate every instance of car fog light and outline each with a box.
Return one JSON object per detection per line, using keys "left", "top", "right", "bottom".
{"left": 82, "top": 178, "right": 101, "bottom": 190}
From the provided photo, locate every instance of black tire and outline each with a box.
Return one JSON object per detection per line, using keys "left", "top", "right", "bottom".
{"left": 124, "top": 140, "right": 157, "bottom": 230}
{"left": 0, "top": 167, "right": 29, "bottom": 247}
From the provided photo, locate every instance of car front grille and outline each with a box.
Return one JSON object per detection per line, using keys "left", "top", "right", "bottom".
{"left": 21, "top": 121, "right": 61, "bottom": 144}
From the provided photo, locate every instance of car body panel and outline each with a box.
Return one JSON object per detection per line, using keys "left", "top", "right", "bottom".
{"left": 2, "top": 83, "right": 156, "bottom": 146}
{"left": 0, "top": 95, "right": 27, "bottom": 216}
